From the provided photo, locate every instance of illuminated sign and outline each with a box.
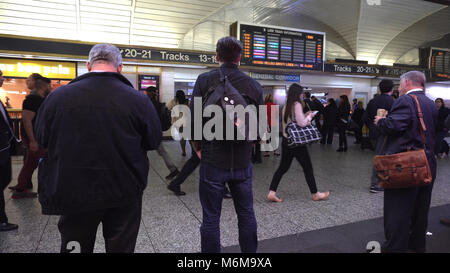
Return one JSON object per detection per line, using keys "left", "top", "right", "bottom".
{"left": 232, "top": 22, "right": 325, "bottom": 71}
{"left": 429, "top": 48, "right": 450, "bottom": 81}
{"left": 0, "top": 58, "right": 77, "bottom": 79}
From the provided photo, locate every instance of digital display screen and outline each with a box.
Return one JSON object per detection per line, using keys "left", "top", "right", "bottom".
{"left": 430, "top": 48, "right": 450, "bottom": 80}
{"left": 138, "top": 75, "right": 159, "bottom": 92}
{"left": 237, "top": 23, "right": 325, "bottom": 71}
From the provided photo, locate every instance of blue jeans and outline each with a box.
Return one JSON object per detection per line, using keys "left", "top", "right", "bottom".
{"left": 199, "top": 161, "right": 257, "bottom": 253}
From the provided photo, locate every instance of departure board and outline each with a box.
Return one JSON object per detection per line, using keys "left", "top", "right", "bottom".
{"left": 235, "top": 22, "right": 325, "bottom": 71}
{"left": 430, "top": 48, "right": 450, "bottom": 80}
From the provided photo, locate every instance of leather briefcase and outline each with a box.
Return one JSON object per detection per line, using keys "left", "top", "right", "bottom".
{"left": 373, "top": 94, "right": 432, "bottom": 189}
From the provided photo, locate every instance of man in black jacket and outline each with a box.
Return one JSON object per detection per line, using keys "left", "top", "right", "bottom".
{"left": 0, "top": 69, "right": 19, "bottom": 232}
{"left": 440, "top": 114, "right": 450, "bottom": 227}
{"left": 34, "top": 44, "right": 162, "bottom": 253}
{"left": 364, "top": 79, "right": 395, "bottom": 193}
{"left": 375, "top": 71, "right": 438, "bottom": 253}
{"left": 190, "top": 37, "right": 263, "bottom": 253}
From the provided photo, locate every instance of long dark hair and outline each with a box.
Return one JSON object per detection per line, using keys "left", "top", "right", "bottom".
{"left": 339, "top": 95, "right": 350, "bottom": 111}
{"left": 176, "top": 90, "right": 187, "bottom": 105}
{"left": 284, "top": 83, "right": 304, "bottom": 123}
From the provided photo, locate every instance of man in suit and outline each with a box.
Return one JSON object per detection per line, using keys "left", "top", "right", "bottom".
{"left": 34, "top": 44, "right": 162, "bottom": 252}
{"left": 440, "top": 114, "right": 450, "bottom": 227}
{"left": 364, "top": 79, "right": 395, "bottom": 193}
{"left": 0, "top": 69, "right": 19, "bottom": 232}
{"left": 374, "top": 71, "right": 438, "bottom": 253}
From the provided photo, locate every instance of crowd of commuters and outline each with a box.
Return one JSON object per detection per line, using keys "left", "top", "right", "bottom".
{"left": 0, "top": 37, "right": 448, "bottom": 253}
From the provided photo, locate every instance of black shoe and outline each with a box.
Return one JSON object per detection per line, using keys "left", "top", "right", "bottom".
{"left": 344, "top": 147, "right": 348, "bottom": 152}
{"left": 26, "top": 180, "right": 33, "bottom": 189}
{"left": 167, "top": 183, "right": 186, "bottom": 196}
{"left": 336, "top": 148, "right": 344, "bottom": 152}
{"left": 223, "top": 191, "right": 232, "bottom": 199}
{"left": 165, "top": 169, "right": 180, "bottom": 180}
{"left": 370, "top": 186, "right": 384, "bottom": 193}
{"left": 0, "top": 223, "right": 19, "bottom": 232}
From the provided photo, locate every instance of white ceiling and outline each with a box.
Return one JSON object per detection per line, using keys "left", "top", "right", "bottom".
{"left": 0, "top": 0, "right": 448, "bottom": 65}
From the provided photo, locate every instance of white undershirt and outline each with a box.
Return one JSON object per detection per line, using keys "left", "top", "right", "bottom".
{"left": 406, "top": 88, "right": 423, "bottom": 95}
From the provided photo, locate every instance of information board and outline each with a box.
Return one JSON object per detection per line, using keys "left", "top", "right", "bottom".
{"left": 234, "top": 22, "right": 325, "bottom": 71}
{"left": 430, "top": 48, "right": 450, "bottom": 80}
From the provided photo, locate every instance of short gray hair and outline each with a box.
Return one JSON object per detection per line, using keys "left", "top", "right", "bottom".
{"left": 88, "top": 44, "right": 122, "bottom": 68}
{"left": 400, "top": 71, "right": 426, "bottom": 88}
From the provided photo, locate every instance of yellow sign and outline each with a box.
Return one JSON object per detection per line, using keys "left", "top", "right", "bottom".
{"left": 0, "top": 58, "right": 76, "bottom": 79}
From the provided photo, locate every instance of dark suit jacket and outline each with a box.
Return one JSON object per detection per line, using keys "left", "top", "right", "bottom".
{"left": 0, "top": 100, "right": 14, "bottom": 184}
{"left": 376, "top": 90, "right": 438, "bottom": 179}
{"left": 35, "top": 72, "right": 162, "bottom": 215}
{"left": 364, "top": 94, "right": 394, "bottom": 140}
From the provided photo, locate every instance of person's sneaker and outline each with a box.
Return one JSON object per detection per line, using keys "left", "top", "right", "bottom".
{"left": 167, "top": 182, "right": 186, "bottom": 196}
{"left": 26, "top": 180, "right": 33, "bottom": 189}
{"left": 0, "top": 223, "right": 18, "bottom": 232}
{"left": 11, "top": 190, "right": 38, "bottom": 199}
{"left": 370, "top": 186, "right": 384, "bottom": 193}
{"left": 165, "top": 169, "right": 180, "bottom": 180}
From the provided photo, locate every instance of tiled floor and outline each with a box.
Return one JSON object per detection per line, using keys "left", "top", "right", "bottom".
{"left": 1, "top": 135, "right": 450, "bottom": 253}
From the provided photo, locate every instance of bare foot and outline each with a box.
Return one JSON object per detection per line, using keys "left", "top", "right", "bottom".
{"left": 267, "top": 191, "right": 283, "bottom": 202}
{"left": 312, "top": 191, "right": 330, "bottom": 201}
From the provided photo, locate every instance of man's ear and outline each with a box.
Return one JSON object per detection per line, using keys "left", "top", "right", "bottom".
{"left": 87, "top": 62, "right": 92, "bottom": 72}
{"left": 237, "top": 54, "right": 241, "bottom": 63}
{"left": 117, "top": 64, "right": 123, "bottom": 74}
{"left": 216, "top": 53, "right": 220, "bottom": 63}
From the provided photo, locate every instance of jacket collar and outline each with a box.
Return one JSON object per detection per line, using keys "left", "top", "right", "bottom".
{"left": 220, "top": 63, "right": 238, "bottom": 69}
{"left": 69, "top": 72, "right": 134, "bottom": 88}
{"left": 406, "top": 88, "right": 424, "bottom": 95}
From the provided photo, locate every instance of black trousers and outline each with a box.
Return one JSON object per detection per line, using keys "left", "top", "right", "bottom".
{"left": 337, "top": 121, "right": 348, "bottom": 149}
{"left": 171, "top": 151, "right": 200, "bottom": 187}
{"left": 269, "top": 138, "right": 318, "bottom": 194}
{"left": 58, "top": 198, "right": 142, "bottom": 253}
{"left": 320, "top": 123, "right": 335, "bottom": 144}
{"left": 382, "top": 182, "right": 434, "bottom": 253}
{"left": 0, "top": 158, "right": 12, "bottom": 223}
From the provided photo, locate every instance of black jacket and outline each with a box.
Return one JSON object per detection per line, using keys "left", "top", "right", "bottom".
{"left": 0, "top": 101, "right": 14, "bottom": 181}
{"left": 436, "top": 106, "right": 450, "bottom": 132}
{"left": 364, "top": 94, "right": 394, "bottom": 140}
{"left": 190, "top": 63, "right": 264, "bottom": 170}
{"left": 377, "top": 91, "right": 438, "bottom": 179}
{"left": 323, "top": 104, "right": 338, "bottom": 126}
{"left": 35, "top": 72, "right": 162, "bottom": 215}
{"left": 338, "top": 104, "right": 350, "bottom": 123}
{"left": 351, "top": 108, "right": 365, "bottom": 127}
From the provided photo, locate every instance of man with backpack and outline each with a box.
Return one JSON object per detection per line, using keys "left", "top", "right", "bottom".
{"left": 145, "top": 86, "right": 179, "bottom": 180}
{"left": 189, "top": 36, "right": 264, "bottom": 253}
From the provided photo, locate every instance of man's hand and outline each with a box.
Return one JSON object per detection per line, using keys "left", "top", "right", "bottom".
{"left": 29, "top": 140, "right": 39, "bottom": 152}
{"left": 374, "top": 116, "right": 384, "bottom": 125}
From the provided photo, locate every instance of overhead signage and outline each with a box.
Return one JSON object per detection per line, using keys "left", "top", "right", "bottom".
{"left": 119, "top": 47, "right": 218, "bottom": 65}
{"left": 249, "top": 72, "right": 300, "bottom": 82}
{"left": 138, "top": 74, "right": 160, "bottom": 92}
{"left": 0, "top": 58, "right": 77, "bottom": 79}
{"left": 429, "top": 48, "right": 450, "bottom": 81}
{"left": 324, "top": 63, "right": 426, "bottom": 77}
{"left": 231, "top": 22, "right": 325, "bottom": 71}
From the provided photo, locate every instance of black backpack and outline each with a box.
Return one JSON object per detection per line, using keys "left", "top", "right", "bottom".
{"left": 202, "top": 69, "right": 258, "bottom": 142}
{"left": 160, "top": 103, "right": 172, "bottom": 131}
